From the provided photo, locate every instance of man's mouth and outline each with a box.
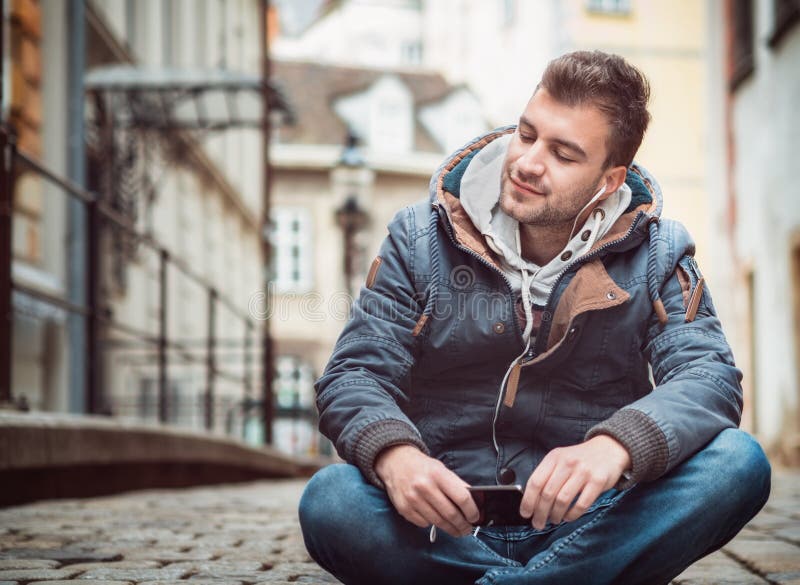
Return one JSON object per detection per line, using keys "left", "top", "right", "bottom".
{"left": 509, "top": 176, "right": 546, "bottom": 196}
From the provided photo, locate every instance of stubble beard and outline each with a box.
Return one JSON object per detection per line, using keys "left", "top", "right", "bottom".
{"left": 499, "top": 168, "right": 605, "bottom": 230}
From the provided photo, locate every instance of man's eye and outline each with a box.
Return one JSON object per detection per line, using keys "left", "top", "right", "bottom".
{"left": 519, "top": 133, "right": 535, "bottom": 143}
{"left": 554, "top": 151, "right": 574, "bottom": 163}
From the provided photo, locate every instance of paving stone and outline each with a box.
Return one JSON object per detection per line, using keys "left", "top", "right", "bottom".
{"left": 139, "top": 581, "right": 242, "bottom": 585}
{"left": 0, "top": 563, "right": 59, "bottom": 571}
{"left": 75, "top": 568, "right": 189, "bottom": 581}
{"left": 767, "top": 572, "right": 800, "bottom": 583}
{"left": 0, "top": 552, "right": 122, "bottom": 564}
{"left": 0, "top": 581, "right": 17, "bottom": 585}
{"left": 672, "top": 551, "right": 769, "bottom": 584}
{"left": 164, "top": 561, "right": 265, "bottom": 573}
{"left": 725, "top": 539, "right": 800, "bottom": 575}
{"left": 772, "top": 525, "right": 800, "bottom": 544}
{"left": 255, "top": 562, "right": 338, "bottom": 583}
{"left": 746, "top": 512, "right": 798, "bottom": 531}
{"left": 30, "top": 581, "right": 131, "bottom": 585}
{"left": 0, "top": 570, "right": 82, "bottom": 582}
{"left": 61, "top": 562, "right": 160, "bottom": 571}
{"left": 117, "top": 550, "right": 215, "bottom": 563}
{"left": 4, "top": 543, "right": 66, "bottom": 552}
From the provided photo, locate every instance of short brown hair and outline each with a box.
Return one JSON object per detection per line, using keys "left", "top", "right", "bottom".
{"left": 538, "top": 50, "right": 651, "bottom": 168}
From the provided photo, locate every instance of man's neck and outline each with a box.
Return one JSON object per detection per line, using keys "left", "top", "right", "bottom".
{"left": 519, "top": 222, "right": 571, "bottom": 266}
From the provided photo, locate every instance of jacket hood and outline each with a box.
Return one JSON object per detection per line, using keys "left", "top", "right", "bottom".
{"left": 412, "top": 127, "right": 671, "bottom": 339}
{"left": 430, "top": 126, "right": 662, "bottom": 222}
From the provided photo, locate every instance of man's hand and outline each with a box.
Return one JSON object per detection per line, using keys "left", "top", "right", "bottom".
{"left": 520, "top": 435, "right": 631, "bottom": 530}
{"left": 375, "top": 444, "right": 479, "bottom": 538}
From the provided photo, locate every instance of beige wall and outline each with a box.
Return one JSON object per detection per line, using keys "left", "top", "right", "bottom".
{"left": 563, "top": 0, "right": 709, "bottom": 269}
{"left": 271, "top": 165, "right": 432, "bottom": 383}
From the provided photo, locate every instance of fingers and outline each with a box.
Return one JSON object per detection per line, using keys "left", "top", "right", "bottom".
{"left": 547, "top": 470, "right": 588, "bottom": 525}
{"left": 387, "top": 462, "right": 472, "bottom": 538}
{"left": 426, "top": 490, "right": 472, "bottom": 536}
{"left": 520, "top": 456, "right": 555, "bottom": 520}
{"left": 437, "top": 469, "right": 480, "bottom": 525}
{"left": 563, "top": 479, "right": 604, "bottom": 522}
{"left": 531, "top": 462, "right": 571, "bottom": 530}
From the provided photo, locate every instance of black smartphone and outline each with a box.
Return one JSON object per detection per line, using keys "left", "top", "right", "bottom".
{"left": 468, "top": 484, "right": 529, "bottom": 526}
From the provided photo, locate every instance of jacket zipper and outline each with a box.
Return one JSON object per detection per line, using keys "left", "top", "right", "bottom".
{"left": 530, "top": 210, "right": 646, "bottom": 358}
{"left": 434, "top": 204, "right": 525, "bottom": 464}
{"left": 434, "top": 203, "right": 647, "bottom": 474}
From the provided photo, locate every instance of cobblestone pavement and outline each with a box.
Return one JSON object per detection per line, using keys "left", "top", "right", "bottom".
{"left": 0, "top": 469, "right": 797, "bottom": 584}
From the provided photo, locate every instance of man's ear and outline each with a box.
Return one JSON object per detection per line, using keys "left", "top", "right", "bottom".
{"left": 601, "top": 165, "right": 628, "bottom": 198}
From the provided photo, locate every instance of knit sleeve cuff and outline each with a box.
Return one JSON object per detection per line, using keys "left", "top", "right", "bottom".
{"left": 585, "top": 408, "right": 670, "bottom": 490}
{"left": 353, "top": 419, "right": 430, "bottom": 489}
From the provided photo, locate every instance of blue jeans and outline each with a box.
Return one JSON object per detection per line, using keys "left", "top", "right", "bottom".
{"left": 299, "top": 429, "right": 771, "bottom": 585}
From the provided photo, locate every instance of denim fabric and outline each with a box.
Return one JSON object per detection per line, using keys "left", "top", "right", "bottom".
{"left": 299, "top": 428, "right": 771, "bottom": 585}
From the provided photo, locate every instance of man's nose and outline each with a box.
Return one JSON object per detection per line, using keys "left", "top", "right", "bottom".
{"left": 517, "top": 142, "right": 546, "bottom": 177}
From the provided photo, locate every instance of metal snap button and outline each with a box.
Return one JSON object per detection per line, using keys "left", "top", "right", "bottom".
{"left": 561, "top": 251, "right": 573, "bottom": 261}
{"left": 607, "top": 291, "right": 617, "bottom": 300}
{"left": 499, "top": 467, "right": 516, "bottom": 485}
{"left": 493, "top": 322, "right": 505, "bottom": 334}
{"left": 581, "top": 230, "right": 592, "bottom": 241}
{"left": 595, "top": 209, "right": 606, "bottom": 220}
{"left": 568, "top": 326, "right": 578, "bottom": 339}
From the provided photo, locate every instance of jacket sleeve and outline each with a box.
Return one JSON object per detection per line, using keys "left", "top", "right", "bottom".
{"left": 314, "top": 206, "right": 430, "bottom": 488}
{"left": 586, "top": 220, "right": 743, "bottom": 488}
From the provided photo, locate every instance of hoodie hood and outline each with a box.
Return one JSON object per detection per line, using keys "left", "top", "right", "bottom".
{"left": 456, "top": 132, "right": 633, "bottom": 306}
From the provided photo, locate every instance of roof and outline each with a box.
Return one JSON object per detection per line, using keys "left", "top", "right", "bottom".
{"left": 85, "top": 65, "right": 294, "bottom": 130}
{"left": 271, "top": 59, "right": 456, "bottom": 153}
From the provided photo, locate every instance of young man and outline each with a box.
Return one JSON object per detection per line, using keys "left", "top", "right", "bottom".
{"left": 298, "top": 51, "right": 771, "bottom": 585}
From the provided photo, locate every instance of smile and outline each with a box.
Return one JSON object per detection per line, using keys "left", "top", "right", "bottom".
{"left": 510, "top": 176, "right": 546, "bottom": 196}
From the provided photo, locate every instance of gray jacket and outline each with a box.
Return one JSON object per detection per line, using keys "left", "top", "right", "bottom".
{"left": 315, "top": 127, "right": 743, "bottom": 490}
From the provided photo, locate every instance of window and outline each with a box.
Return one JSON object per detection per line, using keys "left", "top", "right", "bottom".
{"left": 274, "top": 355, "right": 314, "bottom": 411}
{"left": 586, "top": 0, "right": 631, "bottom": 15}
{"left": 730, "top": 0, "right": 755, "bottom": 91}
{"left": 137, "top": 378, "right": 182, "bottom": 423}
{"left": 769, "top": 0, "right": 800, "bottom": 48}
{"left": 401, "top": 41, "right": 423, "bottom": 65}
{"left": 501, "top": 0, "right": 516, "bottom": 26}
{"left": 271, "top": 207, "right": 313, "bottom": 293}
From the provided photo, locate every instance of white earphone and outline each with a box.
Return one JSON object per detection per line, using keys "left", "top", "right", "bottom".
{"left": 568, "top": 184, "right": 608, "bottom": 240}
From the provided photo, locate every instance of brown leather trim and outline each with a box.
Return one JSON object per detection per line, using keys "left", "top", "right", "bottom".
{"left": 441, "top": 192, "right": 502, "bottom": 268}
{"left": 676, "top": 265, "right": 691, "bottom": 308}
{"left": 685, "top": 277, "right": 705, "bottom": 323}
{"left": 412, "top": 314, "right": 429, "bottom": 337}
{"left": 503, "top": 362, "right": 522, "bottom": 408}
{"left": 523, "top": 259, "right": 630, "bottom": 367}
{"left": 366, "top": 256, "right": 383, "bottom": 289}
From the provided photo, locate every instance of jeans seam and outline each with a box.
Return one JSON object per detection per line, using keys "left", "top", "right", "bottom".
{"left": 483, "top": 491, "right": 628, "bottom": 581}
{"left": 471, "top": 535, "right": 521, "bottom": 568}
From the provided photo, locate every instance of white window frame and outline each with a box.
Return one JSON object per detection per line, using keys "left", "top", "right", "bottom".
{"left": 274, "top": 355, "right": 315, "bottom": 410}
{"left": 271, "top": 206, "right": 313, "bottom": 294}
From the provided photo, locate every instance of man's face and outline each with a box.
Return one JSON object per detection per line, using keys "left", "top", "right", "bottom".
{"left": 499, "top": 88, "right": 613, "bottom": 228}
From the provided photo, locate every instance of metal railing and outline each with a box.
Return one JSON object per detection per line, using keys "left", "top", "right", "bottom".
{"left": 0, "top": 123, "right": 279, "bottom": 443}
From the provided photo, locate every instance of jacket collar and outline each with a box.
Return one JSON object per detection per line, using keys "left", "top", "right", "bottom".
{"left": 429, "top": 127, "right": 662, "bottom": 270}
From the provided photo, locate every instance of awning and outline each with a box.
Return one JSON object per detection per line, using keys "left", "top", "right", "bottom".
{"left": 85, "top": 65, "right": 295, "bottom": 131}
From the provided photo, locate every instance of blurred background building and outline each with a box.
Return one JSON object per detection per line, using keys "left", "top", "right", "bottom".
{"left": 2, "top": 0, "right": 293, "bottom": 452}
{"left": 2, "top": 0, "right": 798, "bottom": 467}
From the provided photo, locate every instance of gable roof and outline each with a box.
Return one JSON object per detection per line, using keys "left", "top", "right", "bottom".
{"left": 271, "top": 59, "right": 457, "bottom": 153}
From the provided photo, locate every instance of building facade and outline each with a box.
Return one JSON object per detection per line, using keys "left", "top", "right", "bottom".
{"left": 2, "top": 0, "right": 282, "bottom": 446}
{"left": 707, "top": 0, "right": 800, "bottom": 462}
{"left": 269, "top": 58, "right": 488, "bottom": 455}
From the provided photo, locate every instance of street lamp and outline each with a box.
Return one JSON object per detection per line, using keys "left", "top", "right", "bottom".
{"left": 333, "top": 131, "right": 370, "bottom": 298}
